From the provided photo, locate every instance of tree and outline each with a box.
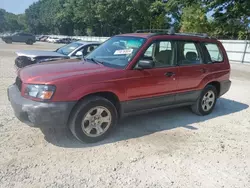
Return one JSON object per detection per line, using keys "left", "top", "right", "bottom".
{"left": 0, "top": 9, "right": 7, "bottom": 32}
{"left": 149, "top": 1, "right": 169, "bottom": 30}
{"left": 205, "top": 0, "right": 250, "bottom": 38}
{"left": 180, "top": 4, "right": 210, "bottom": 33}
{"left": 0, "top": 9, "right": 27, "bottom": 33}
{"left": 3, "top": 0, "right": 247, "bottom": 39}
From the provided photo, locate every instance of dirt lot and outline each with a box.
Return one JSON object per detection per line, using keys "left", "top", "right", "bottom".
{"left": 0, "top": 40, "right": 250, "bottom": 188}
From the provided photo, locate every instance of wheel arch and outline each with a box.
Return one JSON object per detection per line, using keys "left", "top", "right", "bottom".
{"left": 206, "top": 81, "right": 220, "bottom": 96}
{"left": 67, "top": 91, "right": 121, "bottom": 126}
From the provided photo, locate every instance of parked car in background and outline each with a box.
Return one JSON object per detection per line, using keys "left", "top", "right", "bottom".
{"left": 55, "top": 38, "right": 72, "bottom": 44}
{"left": 8, "top": 31, "right": 231, "bottom": 143}
{"left": 15, "top": 41, "right": 101, "bottom": 68}
{"left": 46, "top": 37, "right": 59, "bottom": 43}
{"left": 36, "top": 35, "right": 41, "bottom": 41}
{"left": 1, "top": 32, "right": 36, "bottom": 45}
{"left": 40, "top": 36, "right": 49, "bottom": 42}
{"left": 36, "top": 35, "right": 46, "bottom": 41}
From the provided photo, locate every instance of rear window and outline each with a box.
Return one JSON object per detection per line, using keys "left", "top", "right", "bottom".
{"left": 204, "top": 43, "right": 223, "bottom": 62}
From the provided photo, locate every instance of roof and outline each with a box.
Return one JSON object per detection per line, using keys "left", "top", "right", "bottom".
{"left": 117, "top": 32, "right": 217, "bottom": 41}
{"left": 117, "top": 33, "right": 152, "bottom": 38}
{"left": 77, "top": 41, "right": 102, "bottom": 45}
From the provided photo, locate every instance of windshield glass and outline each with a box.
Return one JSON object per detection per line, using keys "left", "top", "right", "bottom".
{"left": 86, "top": 36, "right": 146, "bottom": 68}
{"left": 56, "top": 42, "right": 82, "bottom": 56}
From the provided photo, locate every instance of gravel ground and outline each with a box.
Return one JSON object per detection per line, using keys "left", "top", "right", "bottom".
{"left": 0, "top": 41, "right": 250, "bottom": 188}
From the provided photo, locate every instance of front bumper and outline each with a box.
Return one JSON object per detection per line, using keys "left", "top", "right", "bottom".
{"left": 8, "top": 84, "right": 76, "bottom": 128}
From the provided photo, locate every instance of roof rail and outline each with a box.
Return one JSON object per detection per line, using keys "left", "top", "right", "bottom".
{"left": 176, "top": 32, "right": 209, "bottom": 38}
{"left": 135, "top": 27, "right": 175, "bottom": 35}
{"left": 134, "top": 29, "right": 215, "bottom": 39}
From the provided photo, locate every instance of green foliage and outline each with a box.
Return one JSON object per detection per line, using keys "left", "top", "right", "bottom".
{"left": 238, "top": 31, "right": 249, "bottom": 40}
{"left": 205, "top": 0, "right": 250, "bottom": 39}
{"left": 0, "top": 9, "right": 27, "bottom": 33}
{"left": 180, "top": 5, "right": 210, "bottom": 33}
{"left": 23, "top": 0, "right": 168, "bottom": 36}
{"left": 0, "top": 0, "right": 249, "bottom": 39}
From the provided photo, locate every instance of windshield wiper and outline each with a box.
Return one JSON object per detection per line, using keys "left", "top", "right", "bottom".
{"left": 84, "top": 57, "right": 104, "bottom": 65}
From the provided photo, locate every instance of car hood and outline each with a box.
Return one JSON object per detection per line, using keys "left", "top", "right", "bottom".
{"left": 19, "top": 59, "right": 114, "bottom": 83}
{"left": 15, "top": 50, "right": 67, "bottom": 58}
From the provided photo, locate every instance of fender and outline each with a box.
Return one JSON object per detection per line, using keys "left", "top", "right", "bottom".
{"left": 198, "top": 69, "right": 230, "bottom": 90}
{"left": 67, "top": 82, "right": 127, "bottom": 102}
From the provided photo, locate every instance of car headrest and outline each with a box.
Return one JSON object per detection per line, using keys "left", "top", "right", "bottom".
{"left": 186, "top": 52, "right": 197, "bottom": 61}
{"left": 87, "top": 46, "right": 95, "bottom": 53}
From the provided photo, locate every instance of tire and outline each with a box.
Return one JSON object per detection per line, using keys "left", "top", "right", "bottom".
{"left": 69, "top": 96, "right": 118, "bottom": 143}
{"left": 191, "top": 85, "right": 218, "bottom": 116}
{"left": 5, "top": 39, "right": 12, "bottom": 44}
{"left": 26, "top": 39, "right": 33, "bottom": 45}
{"left": 15, "top": 56, "right": 34, "bottom": 68}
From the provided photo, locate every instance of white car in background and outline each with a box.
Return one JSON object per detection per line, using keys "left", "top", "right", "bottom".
{"left": 46, "top": 37, "right": 59, "bottom": 43}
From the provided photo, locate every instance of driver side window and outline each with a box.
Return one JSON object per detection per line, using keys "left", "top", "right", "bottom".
{"left": 141, "top": 40, "right": 176, "bottom": 68}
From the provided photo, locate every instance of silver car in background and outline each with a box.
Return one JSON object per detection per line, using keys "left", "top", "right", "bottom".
{"left": 15, "top": 41, "right": 101, "bottom": 68}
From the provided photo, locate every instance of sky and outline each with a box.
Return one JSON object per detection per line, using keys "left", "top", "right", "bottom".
{"left": 0, "top": 0, "right": 38, "bottom": 14}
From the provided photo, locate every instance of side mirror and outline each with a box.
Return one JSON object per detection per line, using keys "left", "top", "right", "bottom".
{"left": 75, "top": 51, "right": 83, "bottom": 57}
{"left": 137, "top": 59, "right": 154, "bottom": 69}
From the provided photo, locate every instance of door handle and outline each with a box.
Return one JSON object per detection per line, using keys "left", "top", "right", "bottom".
{"left": 200, "top": 68, "right": 208, "bottom": 73}
{"left": 165, "top": 72, "right": 175, "bottom": 77}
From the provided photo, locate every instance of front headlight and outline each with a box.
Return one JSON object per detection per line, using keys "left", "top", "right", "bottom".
{"left": 24, "top": 84, "right": 56, "bottom": 100}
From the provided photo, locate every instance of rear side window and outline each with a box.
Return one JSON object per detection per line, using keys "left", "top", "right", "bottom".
{"left": 204, "top": 43, "right": 223, "bottom": 63}
{"left": 177, "top": 41, "right": 202, "bottom": 65}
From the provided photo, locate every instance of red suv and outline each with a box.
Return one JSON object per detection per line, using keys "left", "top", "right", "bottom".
{"left": 8, "top": 31, "right": 231, "bottom": 143}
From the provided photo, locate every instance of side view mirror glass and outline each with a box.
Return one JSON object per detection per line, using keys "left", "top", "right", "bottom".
{"left": 75, "top": 51, "right": 83, "bottom": 57}
{"left": 137, "top": 59, "right": 154, "bottom": 69}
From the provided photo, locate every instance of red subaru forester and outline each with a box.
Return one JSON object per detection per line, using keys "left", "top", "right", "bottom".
{"left": 8, "top": 31, "right": 231, "bottom": 143}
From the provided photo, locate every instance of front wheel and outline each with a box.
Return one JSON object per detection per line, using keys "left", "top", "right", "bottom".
{"left": 191, "top": 85, "right": 218, "bottom": 116}
{"left": 69, "top": 96, "right": 118, "bottom": 143}
{"left": 5, "top": 39, "right": 12, "bottom": 44}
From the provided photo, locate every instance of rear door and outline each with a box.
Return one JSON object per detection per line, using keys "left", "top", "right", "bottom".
{"left": 176, "top": 41, "right": 208, "bottom": 103}
{"left": 12, "top": 33, "right": 21, "bottom": 42}
{"left": 20, "top": 33, "right": 29, "bottom": 42}
{"left": 123, "top": 39, "right": 179, "bottom": 113}
{"left": 13, "top": 33, "right": 28, "bottom": 42}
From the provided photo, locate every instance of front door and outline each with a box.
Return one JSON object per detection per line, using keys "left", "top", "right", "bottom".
{"left": 12, "top": 33, "right": 22, "bottom": 42}
{"left": 123, "top": 40, "right": 179, "bottom": 113}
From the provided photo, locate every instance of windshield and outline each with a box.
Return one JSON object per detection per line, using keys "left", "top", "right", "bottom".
{"left": 86, "top": 36, "right": 146, "bottom": 68}
{"left": 56, "top": 42, "right": 82, "bottom": 56}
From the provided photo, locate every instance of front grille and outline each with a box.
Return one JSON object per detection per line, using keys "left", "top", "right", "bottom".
{"left": 15, "top": 77, "right": 22, "bottom": 91}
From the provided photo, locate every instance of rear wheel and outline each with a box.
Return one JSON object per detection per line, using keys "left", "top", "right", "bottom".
{"left": 69, "top": 96, "right": 118, "bottom": 143}
{"left": 191, "top": 85, "right": 217, "bottom": 116}
{"left": 26, "top": 39, "right": 34, "bottom": 45}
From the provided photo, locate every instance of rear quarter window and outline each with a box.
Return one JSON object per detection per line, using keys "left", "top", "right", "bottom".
{"left": 204, "top": 43, "right": 223, "bottom": 63}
